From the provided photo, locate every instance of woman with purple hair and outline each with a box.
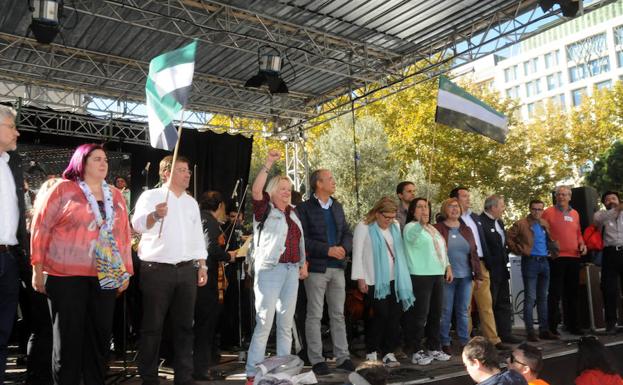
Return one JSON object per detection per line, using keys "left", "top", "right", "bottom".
{"left": 30, "top": 143, "right": 133, "bottom": 385}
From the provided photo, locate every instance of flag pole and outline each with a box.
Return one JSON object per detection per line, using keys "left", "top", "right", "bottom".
{"left": 158, "top": 110, "right": 186, "bottom": 238}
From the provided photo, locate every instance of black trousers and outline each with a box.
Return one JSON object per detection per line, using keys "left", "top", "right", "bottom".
{"left": 489, "top": 274, "right": 513, "bottom": 339}
{"left": 138, "top": 261, "right": 197, "bottom": 385}
{"left": 601, "top": 247, "right": 623, "bottom": 328}
{"left": 26, "top": 289, "right": 53, "bottom": 385}
{"left": 548, "top": 257, "right": 580, "bottom": 332}
{"left": 0, "top": 249, "right": 20, "bottom": 385}
{"left": 404, "top": 275, "right": 444, "bottom": 352}
{"left": 364, "top": 283, "right": 402, "bottom": 355}
{"left": 193, "top": 285, "right": 222, "bottom": 376}
{"left": 46, "top": 275, "right": 117, "bottom": 385}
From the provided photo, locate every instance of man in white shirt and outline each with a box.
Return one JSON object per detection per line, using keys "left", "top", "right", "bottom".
{"left": 132, "top": 155, "right": 207, "bottom": 385}
{"left": 0, "top": 105, "right": 26, "bottom": 384}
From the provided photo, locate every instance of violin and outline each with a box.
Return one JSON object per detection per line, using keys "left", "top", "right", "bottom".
{"left": 216, "top": 233, "right": 229, "bottom": 304}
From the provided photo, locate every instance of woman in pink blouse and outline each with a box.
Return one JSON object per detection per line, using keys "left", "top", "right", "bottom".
{"left": 30, "top": 143, "right": 133, "bottom": 385}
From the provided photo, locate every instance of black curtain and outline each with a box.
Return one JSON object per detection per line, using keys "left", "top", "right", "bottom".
{"left": 17, "top": 125, "right": 253, "bottom": 207}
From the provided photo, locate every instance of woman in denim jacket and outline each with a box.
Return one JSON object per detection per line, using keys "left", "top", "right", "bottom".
{"left": 245, "top": 149, "right": 308, "bottom": 385}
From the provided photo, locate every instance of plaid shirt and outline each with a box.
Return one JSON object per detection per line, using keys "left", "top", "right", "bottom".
{"left": 253, "top": 192, "right": 301, "bottom": 264}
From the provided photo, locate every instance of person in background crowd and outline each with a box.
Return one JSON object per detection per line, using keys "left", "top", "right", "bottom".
{"left": 31, "top": 143, "right": 133, "bottom": 385}
{"left": 396, "top": 181, "right": 417, "bottom": 229}
{"left": 450, "top": 187, "right": 510, "bottom": 350}
{"left": 193, "top": 191, "right": 237, "bottom": 381}
{"left": 114, "top": 176, "right": 131, "bottom": 209}
{"left": 245, "top": 149, "right": 308, "bottom": 385}
{"left": 434, "top": 198, "right": 482, "bottom": 355}
{"left": 507, "top": 200, "right": 559, "bottom": 341}
{"left": 132, "top": 155, "right": 207, "bottom": 385}
{"left": 462, "top": 337, "right": 528, "bottom": 385}
{"left": 351, "top": 197, "right": 415, "bottom": 368}
{"left": 575, "top": 336, "right": 623, "bottom": 385}
{"left": 296, "top": 168, "right": 354, "bottom": 375}
{"left": 479, "top": 195, "right": 522, "bottom": 344}
{"left": 403, "top": 197, "right": 452, "bottom": 365}
{"left": 507, "top": 343, "right": 549, "bottom": 385}
{"left": 542, "top": 185, "right": 587, "bottom": 336}
{"left": 0, "top": 105, "right": 28, "bottom": 385}
{"left": 593, "top": 191, "right": 623, "bottom": 335}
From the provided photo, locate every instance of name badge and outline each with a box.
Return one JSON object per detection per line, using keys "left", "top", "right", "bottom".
{"left": 564, "top": 216, "right": 573, "bottom": 222}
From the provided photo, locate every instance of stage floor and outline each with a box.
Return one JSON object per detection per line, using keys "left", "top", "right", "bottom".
{"left": 5, "top": 329, "right": 623, "bottom": 385}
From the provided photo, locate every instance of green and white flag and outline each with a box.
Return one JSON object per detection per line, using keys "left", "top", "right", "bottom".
{"left": 145, "top": 41, "right": 197, "bottom": 150}
{"left": 435, "top": 75, "right": 508, "bottom": 144}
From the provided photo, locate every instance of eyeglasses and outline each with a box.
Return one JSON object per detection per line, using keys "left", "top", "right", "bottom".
{"left": 379, "top": 212, "right": 396, "bottom": 221}
{"left": 507, "top": 354, "right": 528, "bottom": 367}
{"left": 530, "top": 208, "right": 544, "bottom": 211}
{"left": 174, "top": 168, "right": 192, "bottom": 175}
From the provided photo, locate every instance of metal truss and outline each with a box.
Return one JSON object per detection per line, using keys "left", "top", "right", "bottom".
{"left": 285, "top": 138, "right": 309, "bottom": 196}
{"left": 293, "top": 0, "right": 619, "bottom": 133}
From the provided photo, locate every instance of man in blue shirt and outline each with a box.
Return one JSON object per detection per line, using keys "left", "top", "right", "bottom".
{"left": 507, "top": 200, "right": 559, "bottom": 342}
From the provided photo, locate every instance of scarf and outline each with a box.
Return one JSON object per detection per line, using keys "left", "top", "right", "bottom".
{"left": 78, "top": 180, "right": 130, "bottom": 290}
{"left": 368, "top": 221, "right": 415, "bottom": 310}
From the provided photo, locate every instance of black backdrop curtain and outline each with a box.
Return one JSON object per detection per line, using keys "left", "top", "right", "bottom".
{"left": 17, "top": 127, "right": 253, "bottom": 208}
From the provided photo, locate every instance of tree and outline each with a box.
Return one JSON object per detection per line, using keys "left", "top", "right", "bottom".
{"left": 308, "top": 115, "right": 398, "bottom": 225}
{"left": 585, "top": 140, "right": 623, "bottom": 193}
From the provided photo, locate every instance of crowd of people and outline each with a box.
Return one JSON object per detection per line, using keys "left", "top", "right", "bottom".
{"left": 1, "top": 104, "right": 623, "bottom": 385}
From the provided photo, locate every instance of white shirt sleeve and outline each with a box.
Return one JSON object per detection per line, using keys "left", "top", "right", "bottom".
{"left": 351, "top": 222, "right": 368, "bottom": 281}
{"left": 131, "top": 189, "right": 156, "bottom": 234}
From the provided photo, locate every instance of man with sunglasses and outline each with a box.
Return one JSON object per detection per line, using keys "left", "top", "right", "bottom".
{"left": 507, "top": 200, "right": 559, "bottom": 342}
{"left": 506, "top": 343, "right": 549, "bottom": 385}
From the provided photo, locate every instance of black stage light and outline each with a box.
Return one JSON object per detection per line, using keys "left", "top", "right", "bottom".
{"left": 244, "top": 48, "right": 289, "bottom": 94}
{"left": 539, "top": 0, "right": 581, "bottom": 18}
{"left": 30, "top": 0, "right": 62, "bottom": 44}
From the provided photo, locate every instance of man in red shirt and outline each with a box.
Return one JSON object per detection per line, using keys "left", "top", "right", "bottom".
{"left": 542, "top": 186, "right": 586, "bottom": 336}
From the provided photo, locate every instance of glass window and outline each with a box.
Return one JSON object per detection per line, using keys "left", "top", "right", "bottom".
{"left": 531, "top": 58, "right": 538, "bottom": 73}
{"left": 615, "top": 25, "right": 623, "bottom": 46}
{"left": 525, "top": 81, "right": 534, "bottom": 97}
{"left": 547, "top": 74, "right": 556, "bottom": 90}
{"left": 504, "top": 68, "right": 511, "bottom": 82}
{"left": 595, "top": 80, "right": 612, "bottom": 90}
{"left": 572, "top": 88, "right": 586, "bottom": 106}
{"left": 527, "top": 103, "right": 535, "bottom": 118}
{"left": 545, "top": 53, "right": 553, "bottom": 69}
{"left": 566, "top": 33, "right": 607, "bottom": 62}
{"left": 535, "top": 78, "right": 541, "bottom": 94}
{"left": 618, "top": 51, "right": 623, "bottom": 68}
{"left": 557, "top": 72, "right": 563, "bottom": 87}
{"left": 523, "top": 61, "right": 530, "bottom": 76}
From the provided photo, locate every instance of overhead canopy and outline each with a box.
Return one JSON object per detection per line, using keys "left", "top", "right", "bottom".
{"left": 0, "top": 0, "right": 607, "bottom": 140}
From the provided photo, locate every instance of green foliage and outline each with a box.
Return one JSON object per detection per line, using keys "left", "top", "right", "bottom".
{"left": 585, "top": 140, "right": 623, "bottom": 193}
{"left": 308, "top": 115, "right": 398, "bottom": 225}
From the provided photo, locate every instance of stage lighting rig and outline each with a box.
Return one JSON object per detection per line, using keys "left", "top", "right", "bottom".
{"left": 29, "top": 0, "right": 62, "bottom": 44}
{"left": 244, "top": 46, "right": 289, "bottom": 94}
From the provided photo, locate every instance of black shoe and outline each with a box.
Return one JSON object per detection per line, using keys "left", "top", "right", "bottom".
{"left": 337, "top": 359, "right": 356, "bottom": 372}
{"left": 501, "top": 335, "right": 523, "bottom": 344}
{"left": 495, "top": 343, "right": 512, "bottom": 351}
{"left": 539, "top": 330, "right": 560, "bottom": 340}
{"left": 312, "top": 362, "right": 330, "bottom": 376}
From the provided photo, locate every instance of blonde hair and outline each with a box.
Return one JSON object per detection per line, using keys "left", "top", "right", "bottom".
{"left": 364, "top": 197, "right": 398, "bottom": 225}
{"left": 265, "top": 175, "right": 293, "bottom": 204}
{"left": 440, "top": 198, "right": 462, "bottom": 218}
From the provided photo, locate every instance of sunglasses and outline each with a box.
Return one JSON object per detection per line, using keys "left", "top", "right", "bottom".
{"left": 508, "top": 353, "right": 529, "bottom": 367}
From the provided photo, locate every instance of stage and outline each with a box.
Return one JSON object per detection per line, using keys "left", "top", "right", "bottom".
{"left": 4, "top": 329, "right": 622, "bottom": 385}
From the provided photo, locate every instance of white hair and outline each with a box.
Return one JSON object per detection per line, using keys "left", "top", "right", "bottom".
{"left": 0, "top": 105, "right": 16, "bottom": 121}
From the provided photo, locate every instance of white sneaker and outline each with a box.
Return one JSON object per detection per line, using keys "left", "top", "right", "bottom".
{"left": 365, "top": 351, "right": 379, "bottom": 361}
{"left": 428, "top": 349, "right": 451, "bottom": 361}
{"left": 382, "top": 352, "right": 400, "bottom": 368}
{"left": 411, "top": 350, "right": 433, "bottom": 365}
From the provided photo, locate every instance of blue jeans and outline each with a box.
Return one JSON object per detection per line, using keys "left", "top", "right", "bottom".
{"left": 246, "top": 263, "right": 299, "bottom": 376}
{"left": 440, "top": 277, "right": 472, "bottom": 346}
{"left": 521, "top": 256, "right": 549, "bottom": 333}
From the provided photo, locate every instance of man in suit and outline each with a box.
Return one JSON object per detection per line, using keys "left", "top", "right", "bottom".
{"left": 479, "top": 195, "right": 521, "bottom": 344}
{"left": 0, "top": 105, "right": 27, "bottom": 384}
{"left": 450, "top": 187, "right": 511, "bottom": 350}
